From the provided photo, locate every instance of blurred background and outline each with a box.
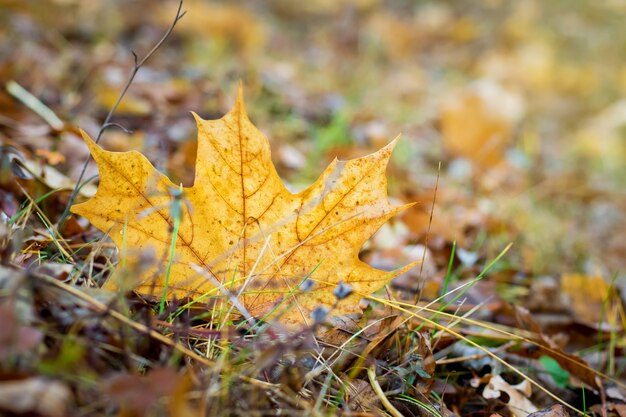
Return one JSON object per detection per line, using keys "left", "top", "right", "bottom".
{"left": 0, "top": 0, "right": 624, "bottom": 313}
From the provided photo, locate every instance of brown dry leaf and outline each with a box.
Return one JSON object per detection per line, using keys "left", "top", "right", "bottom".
{"left": 0, "top": 377, "right": 73, "bottom": 417}
{"left": 167, "top": 372, "right": 202, "bottom": 417}
{"left": 269, "top": 0, "right": 379, "bottom": 16}
{"left": 71, "top": 87, "right": 417, "bottom": 325}
{"left": 367, "top": 11, "right": 421, "bottom": 60}
{"left": 21, "top": 158, "right": 97, "bottom": 197}
{"left": 163, "top": 1, "right": 265, "bottom": 55}
{"left": 440, "top": 81, "right": 524, "bottom": 167}
{"left": 527, "top": 404, "right": 571, "bottom": 417}
{"left": 345, "top": 379, "right": 380, "bottom": 412}
{"left": 0, "top": 302, "right": 43, "bottom": 360}
{"left": 482, "top": 374, "right": 538, "bottom": 417}
{"left": 96, "top": 85, "right": 152, "bottom": 116}
{"left": 607, "top": 403, "right": 626, "bottom": 417}
{"left": 35, "top": 148, "right": 65, "bottom": 165}
{"left": 560, "top": 273, "right": 621, "bottom": 328}
{"left": 513, "top": 306, "right": 600, "bottom": 389}
{"left": 105, "top": 368, "right": 181, "bottom": 417}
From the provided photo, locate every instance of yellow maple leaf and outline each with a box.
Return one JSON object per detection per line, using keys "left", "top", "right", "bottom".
{"left": 71, "top": 87, "right": 417, "bottom": 325}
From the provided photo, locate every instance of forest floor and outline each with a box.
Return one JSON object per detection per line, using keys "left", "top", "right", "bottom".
{"left": 0, "top": 1, "right": 624, "bottom": 416}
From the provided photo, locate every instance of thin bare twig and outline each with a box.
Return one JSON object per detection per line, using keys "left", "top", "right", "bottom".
{"left": 101, "top": 122, "right": 133, "bottom": 134}
{"left": 415, "top": 160, "right": 440, "bottom": 304}
{"left": 59, "top": 0, "right": 186, "bottom": 225}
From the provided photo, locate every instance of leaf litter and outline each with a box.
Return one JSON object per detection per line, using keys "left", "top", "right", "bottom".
{"left": 0, "top": 1, "right": 625, "bottom": 416}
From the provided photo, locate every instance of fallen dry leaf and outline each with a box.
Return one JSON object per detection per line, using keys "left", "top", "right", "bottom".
{"left": 560, "top": 273, "right": 621, "bottom": 328}
{"left": 481, "top": 374, "right": 538, "bottom": 417}
{"left": 0, "top": 302, "right": 43, "bottom": 360}
{"left": 72, "top": 87, "right": 417, "bottom": 325}
{"left": 22, "top": 158, "right": 97, "bottom": 197}
{"left": 440, "top": 80, "right": 524, "bottom": 167}
{"left": 512, "top": 305, "right": 600, "bottom": 389}
{"left": 346, "top": 379, "right": 380, "bottom": 412}
{"left": 159, "top": 1, "right": 265, "bottom": 55}
{"left": 0, "top": 377, "right": 72, "bottom": 417}
{"left": 105, "top": 368, "right": 181, "bottom": 416}
{"left": 527, "top": 404, "right": 571, "bottom": 417}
